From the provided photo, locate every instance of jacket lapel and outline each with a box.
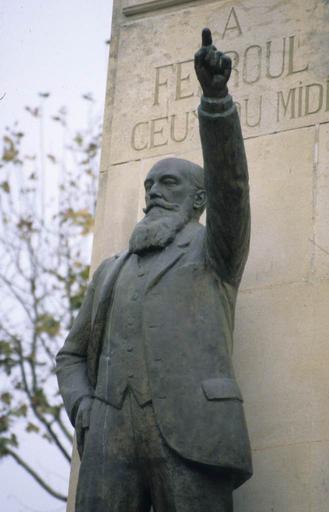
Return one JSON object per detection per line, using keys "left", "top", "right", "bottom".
{"left": 88, "top": 250, "right": 130, "bottom": 387}
{"left": 145, "top": 245, "right": 186, "bottom": 292}
{"left": 100, "top": 251, "right": 129, "bottom": 305}
{"left": 92, "top": 250, "right": 129, "bottom": 329}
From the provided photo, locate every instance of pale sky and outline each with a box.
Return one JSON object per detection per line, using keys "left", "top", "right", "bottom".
{"left": 0, "top": 1, "right": 113, "bottom": 510}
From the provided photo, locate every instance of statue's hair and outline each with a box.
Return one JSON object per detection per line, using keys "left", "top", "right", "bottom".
{"left": 149, "top": 157, "right": 206, "bottom": 217}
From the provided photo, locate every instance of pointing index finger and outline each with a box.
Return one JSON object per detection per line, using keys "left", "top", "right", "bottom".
{"left": 202, "top": 27, "right": 212, "bottom": 47}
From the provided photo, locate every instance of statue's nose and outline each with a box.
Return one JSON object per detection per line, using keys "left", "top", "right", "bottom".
{"left": 149, "top": 185, "right": 162, "bottom": 199}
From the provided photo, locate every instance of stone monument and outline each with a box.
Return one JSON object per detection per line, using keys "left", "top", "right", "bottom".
{"left": 62, "top": 1, "right": 329, "bottom": 511}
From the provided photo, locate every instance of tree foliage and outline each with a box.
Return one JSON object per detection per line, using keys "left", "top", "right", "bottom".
{"left": 0, "top": 94, "right": 101, "bottom": 501}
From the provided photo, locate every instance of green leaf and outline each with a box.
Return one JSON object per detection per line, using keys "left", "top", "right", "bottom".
{"left": 14, "top": 404, "right": 28, "bottom": 417}
{"left": 61, "top": 208, "right": 94, "bottom": 235}
{"left": 74, "top": 133, "right": 83, "bottom": 146}
{"left": 0, "top": 341, "right": 12, "bottom": 357}
{"left": 0, "top": 181, "right": 10, "bottom": 193}
{"left": 79, "top": 265, "right": 90, "bottom": 281}
{"left": 26, "top": 422, "right": 40, "bottom": 433}
{"left": 69, "top": 293, "right": 85, "bottom": 311}
{"left": 35, "top": 314, "right": 60, "bottom": 337}
{"left": 87, "top": 143, "right": 98, "bottom": 154}
{"left": 47, "top": 154, "right": 57, "bottom": 164}
{"left": 0, "top": 438, "right": 10, "bottom": 456}
{"left": 1, "top": 393, "right": 12, "bottom": 405}
{"left": 17, "top": 218, "right": 34, "bottom": 232}
{"left": 2, "top": 136, "right": 18, "bottom": 162}
{"left": 0, "top": 415, "right": 9, "bottom": 433}
{"left": 31, "top": 389, "right": 48, "bottom": 409}
{"left": 10, "top": 433, "right": 18, "bottom": 447}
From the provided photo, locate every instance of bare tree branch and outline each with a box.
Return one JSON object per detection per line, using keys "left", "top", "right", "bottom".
{"left": 5, "top": 448, "right": 67, "bottom": 502}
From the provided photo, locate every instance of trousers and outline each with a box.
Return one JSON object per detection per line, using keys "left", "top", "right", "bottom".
{"left": 76, "top": 390, "right": 234, "bottom": 512}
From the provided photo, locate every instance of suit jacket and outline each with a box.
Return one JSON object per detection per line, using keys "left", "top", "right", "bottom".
{"left": 56, "top": 94, "right": 252, "bottom": 488}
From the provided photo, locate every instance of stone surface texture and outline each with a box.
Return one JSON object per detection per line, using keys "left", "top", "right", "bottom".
{"left": 67, "top": 0, "right": 329, "bottom": 510}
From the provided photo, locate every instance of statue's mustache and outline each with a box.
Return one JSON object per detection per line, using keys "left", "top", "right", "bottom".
{"left": 143, "top": 200, "right": 180, "bottom": 214}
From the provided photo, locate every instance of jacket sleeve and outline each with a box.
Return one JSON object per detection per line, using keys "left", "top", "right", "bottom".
{"left": 55, "top": 260, "right": 107, "bottom": 426}
{"left": 198, "top": 95, "right": 250, "bottom": 287}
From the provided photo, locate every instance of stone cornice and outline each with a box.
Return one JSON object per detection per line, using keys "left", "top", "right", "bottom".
{"left": 123, "top": 0, "right": 197, "bottom": 17}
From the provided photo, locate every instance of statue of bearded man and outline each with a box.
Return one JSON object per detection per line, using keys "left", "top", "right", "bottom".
{"left": 56, "top": 28, "right": 253, "bottom": 512}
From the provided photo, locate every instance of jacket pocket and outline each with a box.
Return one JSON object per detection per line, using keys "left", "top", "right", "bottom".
{"left": 201, "top": 377, "right": 243, "bottom": 402}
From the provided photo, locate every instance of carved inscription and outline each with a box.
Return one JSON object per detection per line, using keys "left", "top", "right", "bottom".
{"left": 277, "top": 80, "right": 329, "bottom": 121}
{"left": 128, "top": 6, "right": 328, "bottom": 153}
{"left": 222, "top": 7, "right": 242, "bottom": 39}
{"left": 131, "top": 110, "right": 198, "bottom": 151}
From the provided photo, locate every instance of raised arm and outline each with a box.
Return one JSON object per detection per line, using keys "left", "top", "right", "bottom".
{"left": 195, "top": 29, "right": 250, "bottom": 287}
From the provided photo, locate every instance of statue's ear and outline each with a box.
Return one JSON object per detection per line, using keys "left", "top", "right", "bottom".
{"left": 193, "top": 189, "right": 207, "bottom": 211}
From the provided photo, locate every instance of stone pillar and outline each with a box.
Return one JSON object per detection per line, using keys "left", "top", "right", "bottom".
{"left": 67, "top": 1, "right": 329, "bottom": 510}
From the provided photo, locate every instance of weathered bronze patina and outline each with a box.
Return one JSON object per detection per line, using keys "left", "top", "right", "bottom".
{"left": 56, "top": 29, "right": 252, "bottom": 512}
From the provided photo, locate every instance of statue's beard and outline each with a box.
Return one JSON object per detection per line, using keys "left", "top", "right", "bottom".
{"left": 129, "top": 200, "right": 190, "bottom": 254}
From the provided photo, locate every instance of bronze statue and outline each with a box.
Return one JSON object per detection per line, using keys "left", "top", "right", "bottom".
{"left": 56, "top": 28, "right": 252, "bottom": 512}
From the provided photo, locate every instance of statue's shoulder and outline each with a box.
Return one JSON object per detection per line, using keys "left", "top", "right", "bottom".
{"left": 91, "top": 254, "right": 120, "bottom": 281}
{"left": 92, "top": 251, "right": 130, "bottom": 283}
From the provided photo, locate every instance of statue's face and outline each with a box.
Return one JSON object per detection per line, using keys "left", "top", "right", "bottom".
{"left": 130, "top": 158, "right": 204, "bottom": 253}
{"left": 144, "top": 160, "right": 195, "bottom": 220}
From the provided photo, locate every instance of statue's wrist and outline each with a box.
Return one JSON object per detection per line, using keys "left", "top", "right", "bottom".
{"left": 200, "top": 94, "right": 233, "bottom": 115}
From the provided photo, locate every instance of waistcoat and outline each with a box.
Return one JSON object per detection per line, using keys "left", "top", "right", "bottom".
{"left": 95, "top": 252, "right": 159, "bottom": 408}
